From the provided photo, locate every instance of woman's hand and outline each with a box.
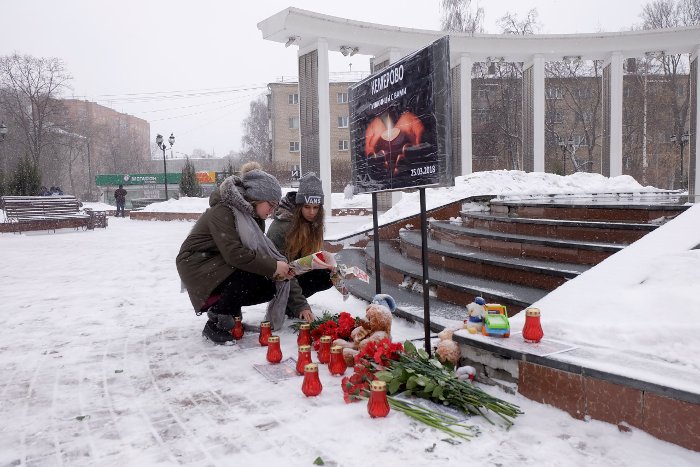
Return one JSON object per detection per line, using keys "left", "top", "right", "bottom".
{"left": 274, "top": 261, "right": 290, "bottom": 279}
{"left": 299, "top": 309, "right": 315, "bottom": 322}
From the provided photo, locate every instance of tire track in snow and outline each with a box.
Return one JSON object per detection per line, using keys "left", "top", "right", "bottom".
{"left": 154, "top": 330, "right": 257, "bottom": 464}
{"left": 100, "top": 337, "right": 139, "bottom": 462}
{"left": 19, "top": 351, "right": 49, "bottom": 467}
{"left": 51, "top": 358, "right": 66, "bottom": 467}
{"left": 120, "top": 332, "right": 181, "bottom": 465}
{"left": 77, "top": 364, "right": 103, "bottom": 463}
{"left": 193, "top": 331, "right": 327, "bottom": 462}
{"left": 140, "top": 334, "right": 220, "bottom": 466}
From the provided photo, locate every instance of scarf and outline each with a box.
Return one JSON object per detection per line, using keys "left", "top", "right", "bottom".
{"left": 220, "top": 176, "right": 290, "bottom": 331}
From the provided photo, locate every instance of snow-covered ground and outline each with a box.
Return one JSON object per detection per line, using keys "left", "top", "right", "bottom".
{"left": 1, "top": 171, "right": 699, "bottom": 466}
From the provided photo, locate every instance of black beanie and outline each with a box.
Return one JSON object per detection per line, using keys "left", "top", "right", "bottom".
{"left": 295, "top": 173, "right": 324, "bottom": 205}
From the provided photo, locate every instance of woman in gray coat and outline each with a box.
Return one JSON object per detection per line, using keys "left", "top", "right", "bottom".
{"left": 176, "top": 162, "right": 312, "bottom": 344}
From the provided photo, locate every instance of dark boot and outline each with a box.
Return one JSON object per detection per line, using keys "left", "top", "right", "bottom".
{"left": 202, "top": 320, "right": 234, "bottom": 344}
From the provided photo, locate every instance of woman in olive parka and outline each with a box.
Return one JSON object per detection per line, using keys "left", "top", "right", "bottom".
{"left": 176, "top": 162, "right": 312, "bottom": 344}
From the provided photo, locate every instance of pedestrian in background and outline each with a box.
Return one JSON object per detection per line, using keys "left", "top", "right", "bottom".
{"left": 114, "top": 184, "right": 127, "bottom": 217}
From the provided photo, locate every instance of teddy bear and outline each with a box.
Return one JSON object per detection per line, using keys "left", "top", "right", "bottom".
{"left": 435, "top": 327, "right": 461, "bottom": 366}
{"left": 333, "top": 294, "right": 396, "bottom": 366}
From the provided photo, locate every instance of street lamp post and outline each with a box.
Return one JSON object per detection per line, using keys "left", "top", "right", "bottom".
{"left": 156, "top": 133, "right": 175, "bottom": 200}
{"left": 0, "top": 122, "right": 8, "bottom": 185}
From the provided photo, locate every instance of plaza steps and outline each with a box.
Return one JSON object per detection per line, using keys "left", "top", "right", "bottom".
{"left": 335, "top": 194, "right": 699, "bottom": 453}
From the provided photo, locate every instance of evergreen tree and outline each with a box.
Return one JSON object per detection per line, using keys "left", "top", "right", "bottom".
{"left": 179, "top": 157, "right": 202, "bottom": 197}
{"left": 9, "top": 155, "right": 41, "bottom": 195}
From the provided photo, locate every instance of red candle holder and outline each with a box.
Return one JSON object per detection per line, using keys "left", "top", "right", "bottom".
{"left": 367, "top": 380, "right": 391, "bottom": 418}
{"left": 522, "top": 308, "right": 544, "bottom": 343}
{"left": 302, "top": 363, "right": 323, "bottom": 397}
{"left": 296, "top": 345, "right": 313, "bottom": 375}
{"left": 231, "top": 316, "right": 244, "bottom": 340}
{"left": 266, "top": 336, "right": 282, "bottom": 363}
{"left": 328, "top": 345, "right": 347, "bottom": 376}
{"left": 259, "top": 321, "right": 272, "bottom": 346}
{"left": 297, "top": 323, "right": 311, "bottom": 346}
{"left": 317, "top": 335, "right": 332, "bottom": 364}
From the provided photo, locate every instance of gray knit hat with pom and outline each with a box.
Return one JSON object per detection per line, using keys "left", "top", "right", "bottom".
{"left": 295, "top": 173, "right": 324, "bottom": 205}
{"left": 241, "top": 168, "right": 281, "bottom": 203}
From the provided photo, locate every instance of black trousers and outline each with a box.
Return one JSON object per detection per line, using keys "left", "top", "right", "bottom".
{"left": 208, "top": 269, "right": 276, "bottom": 317}
{"left": 296, "top": 269, "right": 333, "bottom": 298}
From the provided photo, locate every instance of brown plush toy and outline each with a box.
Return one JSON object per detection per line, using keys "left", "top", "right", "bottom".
{"left": 333, "top": 294, "right": 396, "bottom": 366}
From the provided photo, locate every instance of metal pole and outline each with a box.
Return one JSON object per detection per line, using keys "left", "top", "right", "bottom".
{"left": 162, "top": 146, "right": 168, "bottom": 200}
{"left": 419, "top": 188, "right": 431, "bottom": 356}
{"left": 372, "top": 192, "right": 381, "bottom": 294}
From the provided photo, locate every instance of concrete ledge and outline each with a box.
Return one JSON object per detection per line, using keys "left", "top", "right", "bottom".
{"left": 129, "top": 211, "right": 201, "bottom": 221}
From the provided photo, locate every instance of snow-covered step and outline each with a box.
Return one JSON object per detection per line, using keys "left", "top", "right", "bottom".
{"left": 430, "top": 220, "right": 622, "bottom": 265}
{"left": 363, "top": 240, "right": 546, "bottom": 314}
{"left": 399, "top": 229, "right": 587, "bottom": 291}
{"left": 460, "top": 211, "right": 655, "bottom": 244}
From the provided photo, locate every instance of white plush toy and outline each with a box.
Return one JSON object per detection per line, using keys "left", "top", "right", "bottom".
{"left": 465, "top": 296, "right": 486, "bottom": 333}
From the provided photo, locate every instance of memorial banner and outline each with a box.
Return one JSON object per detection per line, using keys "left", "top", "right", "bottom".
{"left": 349, "top": 36, "right": 453, "bottom": 193}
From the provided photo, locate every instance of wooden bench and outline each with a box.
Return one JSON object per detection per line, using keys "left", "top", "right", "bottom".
{"left": 0, "top": 195, "right": 106, "bottom": 233}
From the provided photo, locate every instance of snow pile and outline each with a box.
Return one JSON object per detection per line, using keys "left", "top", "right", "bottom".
{"left": 511, "top": 203, "right": 700, "bottom": 380}
{"left": 340, "top": 170, "right": 665, "bottom": 235}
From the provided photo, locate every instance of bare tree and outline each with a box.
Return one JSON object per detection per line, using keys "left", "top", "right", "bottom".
{"left": 0, "top": 54, "right": 71, "bottom": 168}
{"left": 497, "top": 9, "right": 540, "bottom": 35}
{"left": 639, "top": 0, "right": 697, "bottom": 187}
{"left": 544, "top": 60, "right": 603, "bottom": 174}
{"left": 471, "top": 9, "right": 540, "bottom": 171}
{"left": 678, "top": 0, "right": 700, "bottom": 23}
{"left": 440, "top": 0, "right": 484, "bottom": 34}
{"left": 240, "top": 96, "right": 271, "bottom": 163}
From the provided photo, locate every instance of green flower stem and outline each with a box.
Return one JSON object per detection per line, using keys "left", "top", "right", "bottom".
{"left": 388, "top": 352, "right": 522, "bottom": 427}
{"left": 386, "top": 396, "right": 474, "bottom": 441}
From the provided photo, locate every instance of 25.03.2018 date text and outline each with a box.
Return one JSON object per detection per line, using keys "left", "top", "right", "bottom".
{"left": 410, "top": 165, "right": 436, "bottom": 177}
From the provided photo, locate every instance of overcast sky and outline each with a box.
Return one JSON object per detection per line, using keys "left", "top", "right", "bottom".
{"left": 1, "top": 0, "right": 649, "bottom": 158}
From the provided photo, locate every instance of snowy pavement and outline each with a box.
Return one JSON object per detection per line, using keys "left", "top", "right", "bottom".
{"left": 0, "top": 217, "right": 698, "bottom": 466}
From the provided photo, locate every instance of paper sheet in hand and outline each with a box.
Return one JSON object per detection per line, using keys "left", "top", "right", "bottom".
{"left": 253, "top": 358, "right": 299, "bottom": 383}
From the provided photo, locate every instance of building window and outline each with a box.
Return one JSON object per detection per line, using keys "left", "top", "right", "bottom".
{"left": 337, "top": 92, "right": 348, "bottom": 104}
{"left": 575, "top": 111, "right": 593, "bottom": 124}
{"left": 289, "top": 117, "right": 299, "bottom": 129}
{"left": 476, "top": 88, "right": 489, "bottom": 99}
{"left": 337, "top": 116, "right": 349, "bottom": 128}
{"left": 547, "top": 111, "right": 564, "bottom": 124}
{"left": 545, "top": 87, "right": 563, "bottom": 99}
{"left": 288, "top": 93, "right": 299, "bottom": 104}
{"left": 574, "top": 88, "right": 593, "bottom": 99}
{"left": 338, "top": 140, "right": 349, "bottom": 151}
{"left": 572, "top": 134, "right": 587, "bottom": 146}
{"left": 289, "top": 141, "right": 300, "bottom": 152}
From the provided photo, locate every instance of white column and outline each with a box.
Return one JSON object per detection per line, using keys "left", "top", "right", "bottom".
{"left": 460, "top": 53, "right": 473, "bottom": 175}
{"left": 608, "top": 52, "right": 624, "bottom": 177}
{"left": 609, "top": 52, "right": 624, "bottom": 177}
{"left": 532, "top": 54, "right": 545, "bottom": 172}
{"left": 316, "top": 38, "right": 332, "bottom": 211}
{"left": 691, "top": 47, "right": 700, "bottom": 202}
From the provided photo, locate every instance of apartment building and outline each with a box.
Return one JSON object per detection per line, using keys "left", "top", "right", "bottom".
{"left": 268, "top": 81, "right": 353, "bottom": 168}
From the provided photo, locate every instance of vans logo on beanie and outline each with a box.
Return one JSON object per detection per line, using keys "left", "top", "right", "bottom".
{"left": 304, "top": 195, "right": 322, "bottom": 204}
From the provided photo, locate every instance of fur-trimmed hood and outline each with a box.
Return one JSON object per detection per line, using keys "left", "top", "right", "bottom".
{"left": 273, "top": 191, "right": 297, "bottom": 222}
{"left": 218, "top": 175, "right": 256, "bottom": 217}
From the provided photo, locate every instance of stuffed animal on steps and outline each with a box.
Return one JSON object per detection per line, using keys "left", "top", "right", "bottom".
{"left": 334, "top": 294, "right": 396, "bottom": 366}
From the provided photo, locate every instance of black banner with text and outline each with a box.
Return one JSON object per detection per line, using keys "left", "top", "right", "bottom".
{"left": 349, "top": 36, "right": 453, "bottom": 193}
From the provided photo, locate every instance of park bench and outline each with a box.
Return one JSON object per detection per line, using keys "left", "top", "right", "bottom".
{"left": 0, "top": 195, "right": 107, "bottom": 233}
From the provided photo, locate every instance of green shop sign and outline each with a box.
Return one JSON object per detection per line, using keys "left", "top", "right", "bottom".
{"left": 95, "top": 173, "right": 182, "bottom": 186}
